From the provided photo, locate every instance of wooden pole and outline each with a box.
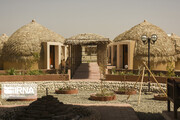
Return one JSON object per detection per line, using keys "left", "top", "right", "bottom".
{"left": 143, "top": 62, "right": 167, "bottom": 97}
{"left": 138, "top": 67, "right": 145, "bottom": 105}
{"left": 127, "top": 70, "right": 143, "bottom": 100}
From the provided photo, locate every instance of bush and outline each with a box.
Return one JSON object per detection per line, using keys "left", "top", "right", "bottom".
{"left": 118, "top": 71, "right": 125, "bottom": 75}
{"left": 27, "top": 70, "right": 43, "bottom": 75}
{"left": 166, "top": 61, "right": 175, "bottom": 77}
{"left": 7, "top": 68, "right": 16, "bottom": 75}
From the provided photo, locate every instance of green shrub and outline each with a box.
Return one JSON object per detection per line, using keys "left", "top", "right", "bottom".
{"left": 166, "top": 61, "right": 175, "bottom": 77}
{"left": 112, "top": 68, "right": 116, "bottom": 74}
{"left": 95, "top": 91, "right": 114, "bottom": 97}
{"left": 59, "top": 86, "right": 75, "bottom": 90}
{"left": 118, "top": 71, "right": 125, "bottom": 75}
{"left": 27, "top": 70, "right": 43, "bottom": 75}
{"left": 126, "top": 72, "right": 135, "bottom": 76}
{"left": 7, "top": 68, "right": 16, "bottom": 75}
{"left": 159, "top": 72, "right": 166, "bottom": 77}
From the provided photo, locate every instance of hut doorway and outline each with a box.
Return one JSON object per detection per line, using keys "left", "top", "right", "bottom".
{"left": 108, "top": 46, "right": 111, "bottom": 63}
{"left": 82, "top": 45, "right": 97, "bottom": 63}
{"left": 50, "top": 45, "right": 55, "bottom": 69}
{"left": 113, "top": 45, "right": 117, "bottom": 66}
{"left": 119, "top": 44, "right": 128, "bottom": 69}
{"left": 123, "top": 45, "right": 128, "bottom": 68}
{"left": 43, "top": 42, "right": 66, "bottom": 70}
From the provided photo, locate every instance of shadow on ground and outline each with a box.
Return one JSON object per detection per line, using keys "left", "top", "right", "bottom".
{"left": 136, "top": 112, "right": 165, "bottom": 120}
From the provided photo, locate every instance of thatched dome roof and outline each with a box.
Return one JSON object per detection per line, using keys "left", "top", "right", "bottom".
{"left": 113, "top": 31, "right": 127, "bottom": 42}
{"left": 114, "top": 20, "right": 176, "bottom": 63}
{"left": 0, "top": 34, "right": 8, "bottom": 57}
{"left": 170, "top": 33, "right": 180, "bottom": 59}
{"left": 65, "top": 33, "right": 110, "bottom": 45}
{"left": 2, "top": 20, "right": 65, "bottom": 62}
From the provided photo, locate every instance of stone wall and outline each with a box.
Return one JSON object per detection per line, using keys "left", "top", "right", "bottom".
{"left": 0, "top": 80, "right": 166, "bottom": 93}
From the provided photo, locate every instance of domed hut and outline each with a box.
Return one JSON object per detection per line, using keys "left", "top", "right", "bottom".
{"left": 0, "top": 34, "right": 8, "bottom": 69}
{"left": 2, "top": 20, "right": 66, "bottom": 70}
{"left": 65, "top": 33, "right": 110, "bottom": 77}
{"left": 169, "top": 33, "right": 180, "bottom": 70}
{"left": 108, "top": 20, "right": 176, "bottom": 70}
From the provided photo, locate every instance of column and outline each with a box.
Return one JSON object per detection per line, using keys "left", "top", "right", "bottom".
{"left": 47, "top": 43, "right": 50, "bottom": 69}
{"left": 117, "top": 44, "right": 120, "bottom": 69}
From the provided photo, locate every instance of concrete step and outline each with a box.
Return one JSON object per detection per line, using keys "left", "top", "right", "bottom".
{"left": 72, "top": 63, "right": 100, "bottom": 80}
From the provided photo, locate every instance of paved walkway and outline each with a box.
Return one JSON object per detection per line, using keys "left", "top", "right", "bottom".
{"left": 72, "top": 63, "right": 100, "bottom": 80}
{"left": 74, "top": 104, "right": 139, "bottom": 120}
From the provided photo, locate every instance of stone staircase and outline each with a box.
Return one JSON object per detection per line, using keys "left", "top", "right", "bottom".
{"left": 72, "top": 62, "right": 100, "bottom": 80}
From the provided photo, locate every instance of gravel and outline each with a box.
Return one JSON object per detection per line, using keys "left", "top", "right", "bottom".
{"left": 0, "top": 90, "right": 177, "bottom": 120}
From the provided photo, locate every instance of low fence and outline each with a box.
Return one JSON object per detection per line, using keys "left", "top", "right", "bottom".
{"left": 107, "top": 69, "right": 180, "bottom": 76}
{"left": 0, "top": 69, "right": 64, "bottom": 75}
{"left": 0, "top": 74, "right": 69, "bottom": 82}
{"left": 105, "top": 74, "right": 180, "bottom": 83}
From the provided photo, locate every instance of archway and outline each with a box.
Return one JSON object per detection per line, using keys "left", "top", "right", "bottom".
{"left": 65, "top": 33, "right": 110, "bottom": 79}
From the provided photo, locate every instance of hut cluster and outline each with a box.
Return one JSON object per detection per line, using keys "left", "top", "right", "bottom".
{"left": 0, "top": 20, "right": 180, "bottom": 73}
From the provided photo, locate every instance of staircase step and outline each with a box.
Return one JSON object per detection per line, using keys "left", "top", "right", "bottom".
{"left": 72, "top": 63, "right": 100, "bottom": 80}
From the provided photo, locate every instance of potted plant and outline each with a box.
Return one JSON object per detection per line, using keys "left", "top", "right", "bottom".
{"left": 55, "top": 86, "right": 78, "bottom": 94}
{"left": 114, "top": 87, "right": 126, "bottom": 94}
{"left": 89, "top": 62, "right": 116, "bottom": 101}
{"left": 154, "top": 93, "right": 167, "bottom": 101}
{"left": 125, "top": 88, "right": 137, "bottom": 95}
{"left": 89, "top": 89, "right": 116, "bottom": 101}
{"left": 114, "top": 87, "right": 136, "bottom": 95}
{"left": 55, "top": 81, "right": 78, "bottom": 94}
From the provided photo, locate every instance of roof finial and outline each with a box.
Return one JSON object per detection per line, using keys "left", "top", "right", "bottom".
{"left": 144, "top": 20, "right": 147, "bottom": 22}
{"left": 32, "top": 19, "right": 36, "bottom": 22}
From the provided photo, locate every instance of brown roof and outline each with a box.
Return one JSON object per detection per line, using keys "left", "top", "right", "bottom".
{"left": 0, "top": 34, "right": 8, "bottom": 57}
{"left": 65, "top": 33, "right": 110, "bottom": 45}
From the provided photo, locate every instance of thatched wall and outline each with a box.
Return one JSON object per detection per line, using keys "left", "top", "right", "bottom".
{"left": 0, "top": 34, "right": 8, "bottom": 69}
{"left": 70, "top": 45, "right": 82, "bottom": 76}
{"left": 97, "top": 44, "right": 108, "bottom": 74}
{"left": 113, "top": 20, "right": 176, "bottom": 65}
{"left": 170, "top": 33, "right": 180, "bottom": 70}
{"left": 2, "top": 20, "right": 65, "bottom": 70}
{"left": 3, "top": 61, "right": 38, "bottom": 70}
{"left": 170, "top": 33, "right": 180, "bottom": 58}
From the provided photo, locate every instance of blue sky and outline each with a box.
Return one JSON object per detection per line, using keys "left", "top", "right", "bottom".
{"left": 0, "top": 0, "right": 180, "bottom": 39}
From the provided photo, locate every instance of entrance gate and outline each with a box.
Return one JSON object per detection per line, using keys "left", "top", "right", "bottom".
{"left": 82, "top": 45, "right": 97, "bottom": 63}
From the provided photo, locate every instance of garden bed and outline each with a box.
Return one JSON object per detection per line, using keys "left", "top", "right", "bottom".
{"left": 55, "top": 89, "right": 78, "bottom": 94}
{"left": 105, "top": 74, "right": 180, "bottom": 83}
{"left": 89, "top": 94, "right": 116, "bottom": 101}
{"left": 0, "top": 74, "right": 69, "bottom": 82}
